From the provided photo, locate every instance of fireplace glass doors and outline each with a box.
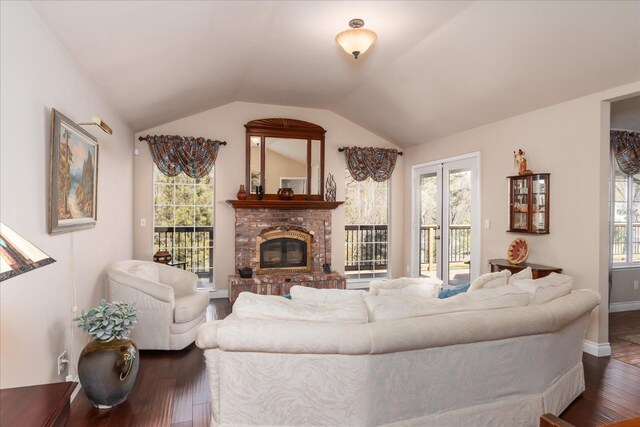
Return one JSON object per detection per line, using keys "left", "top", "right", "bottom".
{"left": 256, "top": 227, "right": 312, "bottom": 274}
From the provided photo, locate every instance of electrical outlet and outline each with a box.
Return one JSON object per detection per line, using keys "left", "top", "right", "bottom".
{"left": 634, "top": 280, "right": 639, "bottom": 291}
{"left": 57, "top": 351, "right": 68, "bottom": 376}
{"left": 140, "top": 218, "right": 146, "bottom": 227}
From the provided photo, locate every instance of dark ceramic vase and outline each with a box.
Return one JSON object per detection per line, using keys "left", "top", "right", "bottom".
{"left": 78, "top": 339, "right": 139, "bottom": 409}
{"left": 236, "top": 185, "right": 248, "bottom": 200}
{"left": 277, "top": 187, "right": 294, "bottom": 200}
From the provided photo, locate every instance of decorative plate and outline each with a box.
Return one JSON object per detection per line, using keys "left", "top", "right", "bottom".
{"left": 507, "top": 238, "right": 529, "bottom": 264}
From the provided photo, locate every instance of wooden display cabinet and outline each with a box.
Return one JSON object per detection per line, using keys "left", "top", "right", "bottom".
{"left": 508, "top": 173, "right": 550, "bottom": 234}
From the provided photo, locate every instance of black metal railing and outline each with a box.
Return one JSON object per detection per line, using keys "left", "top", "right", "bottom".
{"left": 344, "top": 225, "right": 388, "bottom": 273}
{"left": 420, "top": 225, "right": 471, "bottom": 272}
{"left": 612, "top": 223, "right": 640, "bottom": 260}
{"left": 154, "top": 226, "right": 214, "bottom": 281}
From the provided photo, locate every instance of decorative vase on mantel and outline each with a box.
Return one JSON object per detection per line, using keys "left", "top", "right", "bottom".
{"left": 237, "top": 184, "right": 248, "bottom": 200}
{"left": 74, "top": 300, "right": 139, "bottom": 409}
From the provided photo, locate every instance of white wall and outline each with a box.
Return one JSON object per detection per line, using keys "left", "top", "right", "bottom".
{"left": 133, "top": 102, "right": 404, "bottom": 289}
{"left": 611, "top": 269, "right": 640, "bottom": 309}
{"left": 403, "top": 81, "right": 640, "bottom": 346}
{"left": 0, "top": 2, "right": 133, "bottom": 388}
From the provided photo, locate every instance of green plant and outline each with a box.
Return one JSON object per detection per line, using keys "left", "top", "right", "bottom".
{"left": 73, "top": 300, "right": 137, "bottom": 342}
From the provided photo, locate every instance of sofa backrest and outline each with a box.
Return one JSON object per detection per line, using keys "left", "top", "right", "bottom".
{"left": 197, "top": 289, "right": 600, "bottom": 355}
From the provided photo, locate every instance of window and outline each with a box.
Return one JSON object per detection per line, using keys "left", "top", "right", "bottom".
{"left": 344, "top": 169, "right": 389, "bottom": 280}
{"left": 153, "top": 167, "right": 215, "bottom": 283}
{"left": 612, "top": 160, "right": 640, "bottom": 266}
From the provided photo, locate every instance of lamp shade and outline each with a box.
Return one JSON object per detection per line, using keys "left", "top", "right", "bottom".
{"left": 0, "top": 222, "right": 55, "bottom": 282}
{"left": 336, "top": 20, "right": 377, "bottom": 59}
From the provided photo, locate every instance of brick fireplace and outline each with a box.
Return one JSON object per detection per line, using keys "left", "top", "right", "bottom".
{"left": 229, "top": 205, "right": 346, "bottom": 302}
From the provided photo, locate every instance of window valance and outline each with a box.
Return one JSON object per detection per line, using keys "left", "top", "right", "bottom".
{"left": 139, "top": 135, "right": 226, "bottom": 179}
{"left": 611, "top": 130, "right": 640, "bottom": 175}
{"left": 341, "top": 146, "right": 401, "bottom": 182}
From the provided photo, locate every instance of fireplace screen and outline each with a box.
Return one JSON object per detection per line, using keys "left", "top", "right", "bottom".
{"left": 256, "top": 227, "right": 312, "bottom": 274}
{"left": 261, "top": 238, "right": 307, "bottom": 269}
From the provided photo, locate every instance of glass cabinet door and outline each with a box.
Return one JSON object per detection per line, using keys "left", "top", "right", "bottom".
{"left": 508, "top": 173, "right": 550, "bottom": 234}
{"left": 530, "top": 174, "right": 548, "bottom": 233}
{"left": 511, "top": 177, "right": 529, "bottom": 231}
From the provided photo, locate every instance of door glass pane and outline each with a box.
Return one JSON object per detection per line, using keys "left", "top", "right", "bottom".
{"left": 448, "top": 169, "right": 471, "bottom": 285}
{"left": 420, "top": 172, "right": 438, "bottom": 278}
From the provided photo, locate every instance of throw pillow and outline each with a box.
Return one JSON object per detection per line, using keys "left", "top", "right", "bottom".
{"left": 234, "top": 292, "right": 369, "bottom": 323}
{"left": 508, "top": 267, "right": 532, "bottom": 285}
{"left": 131, "top": 263, "right": 160, "bottom": 283}
{"left": 289, "top": 286, "right": 367, "bottom": 304}
{"left": 369, "top": 277, "right": 443, "bottom": 298}
{"left": 511, "top": 272, "right": 574, "bottom": 304}
{"left": 468, "top": 270, "right": 511, "bottom": 291}
{"left": 438, "top": 284, "right": 470, "bottom": 299}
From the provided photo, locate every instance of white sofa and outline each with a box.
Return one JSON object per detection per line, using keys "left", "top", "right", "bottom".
{"left": 107, "top": 260, "right": 209, "bottom": 350}
{"left": 196, "top": 278, "right": 599, "bottom": 426}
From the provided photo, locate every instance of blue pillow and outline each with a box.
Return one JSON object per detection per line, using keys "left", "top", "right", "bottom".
{"left": 438, "top": 284, "right": 470, "bottom": 299}
{"left": 282, "top": 294, "right": 292, "bottom": 299}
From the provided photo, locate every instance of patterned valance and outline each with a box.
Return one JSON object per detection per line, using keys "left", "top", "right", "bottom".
{"left": 611, "top": 130, "right": 640, "bottom": 175}
{"left": 139, "top": 135, "right": 226, "bottom": 178}
{"left": 342, "top": 147, "right": 400, "bottom": 182}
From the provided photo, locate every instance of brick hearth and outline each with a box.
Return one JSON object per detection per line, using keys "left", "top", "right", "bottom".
{"left": 230, "top": 207, "right": 346, "bottom": 302}
{"left": 235, "top": 208, "right": 332, "bottom": 273}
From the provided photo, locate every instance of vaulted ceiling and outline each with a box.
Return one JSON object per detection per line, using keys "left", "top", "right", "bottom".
{"left": 30, "top": 1, "right": 640, "bottom": 147}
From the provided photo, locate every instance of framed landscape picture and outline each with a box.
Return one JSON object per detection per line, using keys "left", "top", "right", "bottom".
{"left": 49, "top": 108, "right": 99, "bottom": 234}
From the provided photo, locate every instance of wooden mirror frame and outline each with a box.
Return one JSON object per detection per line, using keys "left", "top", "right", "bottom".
{"left": 245, "top": 118, "right": 326, "bottom": 200}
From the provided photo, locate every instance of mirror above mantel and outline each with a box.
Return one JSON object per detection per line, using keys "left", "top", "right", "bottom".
{"left": 245, "top": 118, "right": 326, "bottom": 201}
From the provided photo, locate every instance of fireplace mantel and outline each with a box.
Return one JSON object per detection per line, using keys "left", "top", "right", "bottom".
{"left": 226, "top": 200, "right": 343, "bottom": 210}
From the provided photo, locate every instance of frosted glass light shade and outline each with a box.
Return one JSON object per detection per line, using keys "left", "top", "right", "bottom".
{"left": 335, "top": 28, "right": 377, "bottom": 59}
{"left": 0, "top": 222, "right": 55, "bottom": 282}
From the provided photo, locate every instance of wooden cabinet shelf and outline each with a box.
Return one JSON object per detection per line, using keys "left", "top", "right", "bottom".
{"left": 508, "top": 173, "right": 550, "bottom": 234}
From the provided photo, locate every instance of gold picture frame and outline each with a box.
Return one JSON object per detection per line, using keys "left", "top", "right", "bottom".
{"left": 48, "top": 108, "right": 99, "bottom": 234}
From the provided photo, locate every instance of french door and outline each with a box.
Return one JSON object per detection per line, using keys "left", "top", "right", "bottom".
{"left": 412, "top": 154, "right": 480, "bottom": 285}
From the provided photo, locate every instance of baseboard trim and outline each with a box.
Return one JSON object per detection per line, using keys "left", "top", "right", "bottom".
{"left": 209, "top": 289, "right": 229, "bottom": 299}
{"left": 583, "top": 340, "right": 612, "bottom": 357}
{"left": 609, "top": 301, "right": 640, "bottom": 313}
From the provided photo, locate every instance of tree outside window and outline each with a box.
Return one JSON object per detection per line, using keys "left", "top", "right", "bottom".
{"left": 612, "top": 161, "right": 640, "bottom": 266}
{"left": 153, "top": 167, "right": 215, "bottom": 283}
{"left": 344, "top": 170, "right": 389, "bottom": 280}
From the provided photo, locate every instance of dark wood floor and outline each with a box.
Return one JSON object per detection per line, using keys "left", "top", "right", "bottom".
{"left": 610, "top": 310, "right": 640, "bottom": 368}
{"left": 70, "top": 300, "right": 640, "bottom": 426}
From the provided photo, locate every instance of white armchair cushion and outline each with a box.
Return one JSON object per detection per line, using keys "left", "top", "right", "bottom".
{"left": 131, "top": 263, "right": 160, "bottom": 283}
{"left": 290, "top": 286, "right": 368, "bottom": 304}
{"left": 468, "top": 270, "right": 511, "bottom": 291}
{"left": 369, "top": 277, "right": 443, "bottom": 298}
{"left": 234, "top": 292, "right": 369, "bottom": 324}
{"left": 512, "top": 272, "right": 574, "bottom": 304}
{"left": 174, "top": 290, "right": 210, "bottom": 323}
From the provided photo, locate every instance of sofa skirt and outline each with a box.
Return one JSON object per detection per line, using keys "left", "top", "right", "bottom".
{"left": 203, "top": 314, "right": 588, "bottom": 426}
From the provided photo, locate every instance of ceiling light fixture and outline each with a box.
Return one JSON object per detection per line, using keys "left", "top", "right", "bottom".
{"left": 78, "top": 116, "right": 113, "bottom": 135}
{"left": 335, "top": 19, "right": 377, "bottom": 60}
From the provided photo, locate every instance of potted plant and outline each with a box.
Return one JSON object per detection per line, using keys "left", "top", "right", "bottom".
{"left": 73, "top": 299, "right": 139, "bottom": 409}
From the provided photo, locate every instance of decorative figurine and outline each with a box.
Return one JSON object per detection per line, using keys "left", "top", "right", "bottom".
{"left": 513, "top": 149, "right": 532, "bottom": 175}
{"left": 256, "top": 185, "right": 264, "bottom": 200}
{"left": 325, "top": 173, "right": 337, "bottom": 202}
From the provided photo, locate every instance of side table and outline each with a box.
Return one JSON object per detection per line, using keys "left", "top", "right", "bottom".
{"left": 489, "top": 258, "right": 562, "bottom": 279}
{"left": 0, "top": 381, "right": 77, "bottom": 427}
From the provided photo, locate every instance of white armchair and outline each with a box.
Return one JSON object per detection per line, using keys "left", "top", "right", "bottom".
{"left": 106, "top": 260, "right": 209, "bottom": 350}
